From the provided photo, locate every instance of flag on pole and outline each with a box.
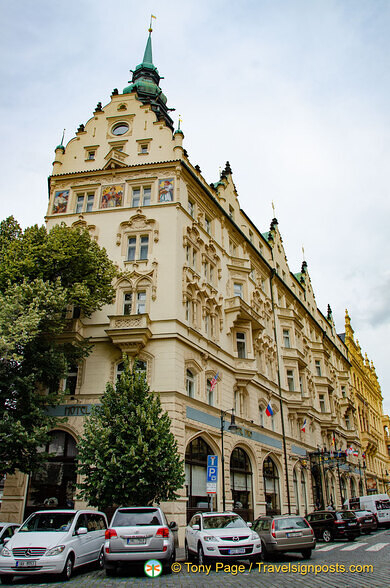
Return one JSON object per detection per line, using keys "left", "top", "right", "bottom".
{"left": 265, "top": 403, "right": 273, "bottom": 417}
{"left": 331, "top": 432, "right": 336, "bottom": 447}
{"left": 301, "top": 418, "right": 307, "bottom": 433}
{"left": 362, "top": 451, "right": 366, "bottom": 459}
{"left": 353, "top": 449, "right": 359, "bottom": 457}
{"left": 209, "top": 372, "right": 219, "bottom": 392}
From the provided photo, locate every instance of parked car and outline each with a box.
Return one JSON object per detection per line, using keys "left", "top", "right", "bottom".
{"left": 252, "top": 515, "right": 316, "bottom": 559}
{"left": 0, "top": 524, "right": 20, "bottom": 548}
{"left": 185, "top": 511, "right": 262, "bottom": 564}
{"left": 306, "top": 510, "right": 360, "bottom": 542}
{"left": 104, "top": 506, "right": 176, "bottom": 576}
{"left": 352, "top": 510, "right": 378, "bottom": 534}
{"left": 0, "top": 509, "right": 107, "bottom": 584}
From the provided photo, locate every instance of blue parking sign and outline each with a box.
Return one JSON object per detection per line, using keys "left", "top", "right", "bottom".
{"left": 207, "top": 455, "right": 218, "bottom": 493}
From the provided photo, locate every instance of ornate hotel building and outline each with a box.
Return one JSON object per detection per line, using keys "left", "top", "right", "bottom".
{"left": 342, "top": 311, "right": 390, "bottom": 495}
{"left": 1, "top": 31, "right": 388, "bottom": 540}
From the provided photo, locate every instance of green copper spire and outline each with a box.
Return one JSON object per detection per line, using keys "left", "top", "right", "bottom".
{"left": 123, "top": 20, "right": 174, "bottom": 131}
{"left": 142, "top": 32, "right": 153, "bottom": 66}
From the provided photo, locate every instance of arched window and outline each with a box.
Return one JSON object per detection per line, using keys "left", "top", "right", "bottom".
{"left": 185, "top": 437, "right": 214, "bottom": 522}
{"left": 186, "top": 370, "right": 195, "bottom": 398}
{"left": 230, "top": 448, "right": 253, "bottom": 521}
{"left": 263, "top": 456, "right": 281, "bottom": 515}
{"left": 25, "top": 430, "right": 77, "bottom": 519}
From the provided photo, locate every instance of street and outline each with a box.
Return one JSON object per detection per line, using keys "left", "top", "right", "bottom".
{"left": 2, "top": 528, "right": 390, "bottom": 587}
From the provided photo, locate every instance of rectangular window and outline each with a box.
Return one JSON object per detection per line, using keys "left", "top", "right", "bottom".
{"left": 287, "top": 370, "right": 295, "bottom": 391}
{"left": 205, "top": 217, "right": 211, "bottom": 234}
{"left": 315, "top": 360, "right": 322, "bottom": 376}
{"left": 283, "top": 329, "right": 291, "bottom": 348}
{"left": 204, "top": 313, "right": 209, "bottom": 335}
{"left": 319, "top": 394, "right": 326, "bottom": 413}
{"left": 132, "top": 188, "right": 141, "bottom": 207}
{"left": 63, "top": 365, "right": 78, "bottom": 395}
{"left": 136, "top": 291, "right": 146, "bottom": 314}
{"left": 188, "top": 200, "right": 195, "bottom": 218}
{"left": 341, "top": 386, "right": 346, "bottom": 398}
{"left": 139, "top": 236, "right": 149, "bottom": 260}
{"left": 143, "top": 187, "right": 151, "bottom": 206}
{"left": 88, "top": 151, "right": 95, "bottom": 160}
{"left": 192, "top": 249, "right": 197, "bottom": 269}
{"left": 236, "top": 332, "right": 246, "bottom": 359}
{"left": 127, "top": 237, "right": 136, "bottom": 261}
{"left": 86, "top": 193, "right": 94, "bottom": 212}
{"left": 229, "top": 240, "right": 236, "bottom": 256}
{"left": 209, "top": 265, "right": 214, "bottom": 284}
{"left": 76, "top": 195, "right": 84, "bottom": 213}
{"left": 203, "top": 261, "right": 208, "bottom": 279}
{"left": 185, "top": 300, "right": 191, "bottom": 322}
{"left": 140, "top": 144, "right": 148, "bottom": 154}
{"left": 299, "top": 375, "right": 304, "bottom": 395}
{"left": 123, "top": 293, "right": 132, "bottom": 315}
{"left": 207, "top": 379, "right": 214, "bottom": 406}
{"left": 234, "top": 283, "right": 243, "bottom": 298}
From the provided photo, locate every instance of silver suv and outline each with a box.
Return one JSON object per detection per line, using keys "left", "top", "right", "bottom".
{"left": 0, "top": 510, "right": 107, "bottom": 583}
{"left": 104, "top": 507, "right": 176, "bottom": 576}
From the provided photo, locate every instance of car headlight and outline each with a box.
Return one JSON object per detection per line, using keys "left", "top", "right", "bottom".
{"left": 1, "top": 547, "right": 11, "bottom": 557}
{"left": 251, "top": 532, "right": 259, "bottom": 540}
{"left": 46, "top": 545, "right": 66, "bottom": 556}
{"left": 203, "top": 535, "right": 220, "bottom": 542}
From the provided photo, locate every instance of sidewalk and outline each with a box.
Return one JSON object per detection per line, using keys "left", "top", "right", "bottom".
{"left": 177, "top": 547, "right": 186, "bottom": 561}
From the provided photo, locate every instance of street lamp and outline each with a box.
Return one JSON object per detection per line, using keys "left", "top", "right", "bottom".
{"left": 220, "top": 409, "right": 238, "bottom": 511}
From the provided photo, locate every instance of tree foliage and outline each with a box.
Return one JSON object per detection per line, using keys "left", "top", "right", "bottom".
{"left": 0, "top": 216, "right": 117, "bottom": 476}
{"left": 77, "top": 358, "right": 185, "bottom": 508}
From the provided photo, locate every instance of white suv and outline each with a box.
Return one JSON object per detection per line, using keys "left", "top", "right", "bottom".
{"left": 0, "top": 509, "right": 107, "bottom": 583}
{"left": 185, "top": 511, "right": 261, "bottom": 564}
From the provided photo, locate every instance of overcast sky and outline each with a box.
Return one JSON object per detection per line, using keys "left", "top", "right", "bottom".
{"left": 1, "top": 1, "right": 389, "bottom": 411}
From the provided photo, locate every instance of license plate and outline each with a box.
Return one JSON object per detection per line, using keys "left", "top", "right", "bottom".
{"left": 16, "top": 560, "right": 37, "bottom": 568}
{"left": 127, "top": 537, "right": 146, "bottom": 545}
{"left": 348, "top": 522, "right": 357, "bottom": 526}
{"left": 228, "top": 548, "right": 245, "bottom": 555}
{"left": 286, "top": 532, "right": 303, "bottom": 537}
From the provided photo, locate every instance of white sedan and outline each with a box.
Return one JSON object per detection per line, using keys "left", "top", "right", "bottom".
{"left": 185, "top": 511, "right": 261, "bottom": 564}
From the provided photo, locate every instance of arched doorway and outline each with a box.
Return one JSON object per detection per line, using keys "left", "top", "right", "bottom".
{"left": 263, "top": 456, "right": 281, "bottom": 515}
{"left": 230, "top": 447, "right": 253, "bottom": 521}
{"left": 24, "top": 430, "right": 77, "bottom": 519}
{"left": 185, "top": 437, "right": 215, "bottom": 522}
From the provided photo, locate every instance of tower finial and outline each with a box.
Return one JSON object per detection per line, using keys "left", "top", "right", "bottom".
{"left": 60, "top": 128, "right": 65, "bottom": 146}
{"left": 149, "top": 14, "right": 156, "bottom": 33}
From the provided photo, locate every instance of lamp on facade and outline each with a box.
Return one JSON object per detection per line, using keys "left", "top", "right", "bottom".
{"left": 220, "top": 409, "right": 238, "bottom": 511}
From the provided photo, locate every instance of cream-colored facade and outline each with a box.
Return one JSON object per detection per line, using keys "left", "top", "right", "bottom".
{"left": 344, "top": 311, "right": 390, "bottom": 494}
{"left": 0, "top": 33, "right": 379, "bottom": 541}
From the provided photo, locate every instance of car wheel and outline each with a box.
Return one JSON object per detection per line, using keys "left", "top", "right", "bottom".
{"left": 322, "top": 529, "right": 333, "bottom": 543}
{"left": 185, "top": 540, "right": 193, "bottom": 561}
{"left": 0, "top": 576, "right": 13, "bottom": 585}
{"left": 198, "top": 543, "right": 207, "bottom": 565}
{"left": 301, "top": 549, "right": 312, "bottom": 559}
{"left": 98, "top": 548, "right": 104, "bottom": 569}
{"left": 164, "top": 549, "right": 176, "bottom": 574}
{"left": 260, "top": 541, "right": 268, "bottom": 561}
{"left": 60, "top": 554, "right": 74, "bottom": 581}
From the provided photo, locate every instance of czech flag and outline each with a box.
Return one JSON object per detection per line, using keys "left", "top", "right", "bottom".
{"left": 301, "top": 419, "right": 307, "bottom": 433}
{"left": 265, "top": 403, "right": 273, "bottom": 417}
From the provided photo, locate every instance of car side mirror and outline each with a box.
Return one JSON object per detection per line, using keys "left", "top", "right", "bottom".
{"left": 192, "top": 524, "right": 200, "bottom": 530}
{"left": 76, "top": 527, "right": 88, "bottom": 535}
{"left": 168, "top": 521, "right": 177, "bottom": 530}
{"left": 247, "top": 522, "right": 252, "bottom": 527}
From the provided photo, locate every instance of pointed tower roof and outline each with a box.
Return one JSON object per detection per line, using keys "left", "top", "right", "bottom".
{"left": 123, "top": 26, "right": 174, "bottom": 130}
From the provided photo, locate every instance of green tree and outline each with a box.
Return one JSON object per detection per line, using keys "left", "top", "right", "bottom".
{"left": 76, "top": 358, "right": 185, "bottom": 508}
{"left": 0, "top": 217, "right": 117, "bottom": 476}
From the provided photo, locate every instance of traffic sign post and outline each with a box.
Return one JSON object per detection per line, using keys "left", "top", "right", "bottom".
{"left": 207, "top": 455, "right": 218, "bottom": 511}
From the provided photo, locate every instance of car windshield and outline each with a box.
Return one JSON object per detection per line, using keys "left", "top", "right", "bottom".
{"left": 336, "top": 511, "right": 356, "bottom": 520}
{"left": 275, "top": 517, "right": 309, "bottom": 531}
{"left": 202, "top": 515, "right": 246, "bottom": 530}
{"left": 112, "top": 509, "right": 162, "bottom": 527}
{"left": 19, "top": 513, "right": 75, "bottom": 532}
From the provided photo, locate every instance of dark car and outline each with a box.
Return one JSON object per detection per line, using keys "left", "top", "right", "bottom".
{"left": 352, "top": 510, "right": 378, "bottom": 534}
{"left": 306, "top": 510, "right": 360, "bottom": 542}
{"left": 252, "top": 515, "right": 316, "bottom": 559}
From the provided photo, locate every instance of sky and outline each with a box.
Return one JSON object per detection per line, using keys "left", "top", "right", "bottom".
{"left": 0, "top": 1, "right": 389, "bottom": 409}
